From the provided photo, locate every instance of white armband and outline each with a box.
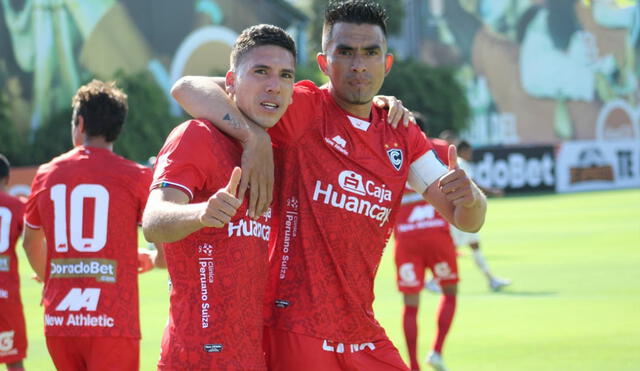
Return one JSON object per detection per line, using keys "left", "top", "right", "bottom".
{"left": 407, "top": 150, "right": 448, "bottom": 194}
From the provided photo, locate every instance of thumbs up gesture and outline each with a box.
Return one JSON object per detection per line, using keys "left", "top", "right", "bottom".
{"left": 438, "top": 145, "right": 478, "bottom": 208}
{"left": 199, "top": 167, "right": 243, "bottom": 228}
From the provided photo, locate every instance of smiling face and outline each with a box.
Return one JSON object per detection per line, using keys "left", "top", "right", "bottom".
{"left": 226, "top": 45, "right": 295, "bottom": 129}
{"left": 318, "top": 22, "right": 393, "bottom": 117}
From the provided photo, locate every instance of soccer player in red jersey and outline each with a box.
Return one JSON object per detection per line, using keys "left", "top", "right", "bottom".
{"left": 394, "top": 125, "right": 459, "bottom": 371}
{"left": 22, "top": 80, "right": 159, "bottom": 371}
{"left": 0, "top": 155, "right": 27, "bottom": 371}
{"left": 171, "top": 2, "right": 487, "bottom": 370}
{"left": 142, "top": 25, "right": 296, "bottom": 370}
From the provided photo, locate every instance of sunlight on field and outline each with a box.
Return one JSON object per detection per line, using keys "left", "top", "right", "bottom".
{"left": 15, "top": 189, "right": 640, "bottom": 370}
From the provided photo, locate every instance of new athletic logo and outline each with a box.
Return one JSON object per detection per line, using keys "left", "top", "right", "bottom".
{"left": 387, "top": 148, "right": 403, "bottom": 171}
{"left": 407, "top": 204, "right": 435, "bottom": 222}
{"left": 397, "top": 204, "right": 446, "bottom": 232}
{"left": 56, "top": 288, "right": 101, "bottom": 311}
{"left": 313, "top": 170, "right": 393, "bottom": 227}
{"left": 48, "top": 288, "right": 115, "bottom": 328}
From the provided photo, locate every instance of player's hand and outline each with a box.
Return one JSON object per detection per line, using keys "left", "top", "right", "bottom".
{"left": 199, "top": 167, "right": 243, "bottom": 228}
{"left": 239, "top": 126, "right": 273, "bottom": 219}
{"left": 438, "top": 145, "right": 479, "bottom": 208}
{"left": 373, "top": 95, "right": 415, "bottom": 129}
{"left": 137, "top": 249, "right": 155, "bottom": 274}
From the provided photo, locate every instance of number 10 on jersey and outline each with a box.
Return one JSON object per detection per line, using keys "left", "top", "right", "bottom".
{"left": 50, "top": 184, "right": 109, "bottom": 253}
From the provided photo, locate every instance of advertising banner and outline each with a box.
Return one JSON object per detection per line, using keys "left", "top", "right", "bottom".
{"left": 556, "top": 140, "right": 640, "bottom": 193}
{"left": 472, "top": 145, "right": 556, "bottom": 193}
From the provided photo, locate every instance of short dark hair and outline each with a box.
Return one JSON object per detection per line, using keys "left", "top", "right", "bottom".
{"left": 323, "top": 0, "right": 388, "bottom": 50}
{"left": 72, "top": 80, "right": 128, "bottom": 143}
{"left": 230, "top": 24, "right": 296, "bottom": 70}
{"left": 456, "top": 139, "right": 472, "bottom": 152}
{"left": 0, "top": 154, "right": 10, "bottom": 181}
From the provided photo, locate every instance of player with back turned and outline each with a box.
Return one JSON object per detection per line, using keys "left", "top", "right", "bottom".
{"left": 0, "top": 154, "right": 27, "bottom": 371}
{"left": 22, "top": 80, "right": 160, "bottom": 371}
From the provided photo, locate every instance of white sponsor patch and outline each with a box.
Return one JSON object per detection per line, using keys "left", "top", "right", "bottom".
{"left": 56, "top": 288, "right": 101, "bottom": 311}
{"left": 313, "top": 170, "right": 393, "bottom": 227}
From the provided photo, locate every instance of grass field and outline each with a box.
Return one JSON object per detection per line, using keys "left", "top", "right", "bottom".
{"left": 14, "top": 188, "right": 640, "bottom": 370}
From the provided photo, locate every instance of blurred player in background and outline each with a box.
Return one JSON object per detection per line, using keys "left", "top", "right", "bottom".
{"left": 22, "top": 80, "right": 162, "bottom": 371}
{"left": 142, "top": 24, "right": 296, "bottom": 370}
{"left": 0, "top": 155, "right": 27, "bottom": 371}
{"left": 394, "top": 115, "right": 459, "bottom": 371}
{"left": 448, "top": 140, "right": 511, "bottom": 292}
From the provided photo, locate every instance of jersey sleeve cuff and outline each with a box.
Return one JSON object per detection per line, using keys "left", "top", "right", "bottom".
{"left": 150, "top": 180, "right": 194, "bottom": 200}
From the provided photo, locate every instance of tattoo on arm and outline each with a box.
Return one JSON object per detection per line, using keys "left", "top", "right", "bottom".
{"left": 223, "top": 113, "right": 245, "bottom": 130}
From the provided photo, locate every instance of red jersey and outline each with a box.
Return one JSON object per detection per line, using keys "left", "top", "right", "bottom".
{"left": 0, "top": 191, "right": 25, "bottom": 303}
{"left": 395, "top": 138, "right": 450, "bottom": 240}
{"left": 265, "top": 81, "right": 440, "bottom": 343}
{"left": 152, "top": 120, "right": 269, "bottom": 370}
{"left": 24, "top": 146, "right": 151, "bottom": 338}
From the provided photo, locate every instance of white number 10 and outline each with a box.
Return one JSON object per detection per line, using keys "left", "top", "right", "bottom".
{"left": 50, "top": 184, "right": 109, "bottom": 253}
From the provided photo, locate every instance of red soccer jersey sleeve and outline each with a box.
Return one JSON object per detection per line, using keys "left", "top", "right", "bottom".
{"left": 151, "top": 119, "right": 238, "bottom": 200}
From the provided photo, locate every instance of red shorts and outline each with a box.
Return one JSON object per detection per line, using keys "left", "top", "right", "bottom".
{"left": 0, "top": 300, "right": 27, "bottom": 364}
{"left": 394, "top": 231, "right": 459, "bottom": 294}
{"left": 264, "top": 327, "right": 408, "bottom": 371}
{"left": 46, "top": 336, "right": 139, "bottom": 371}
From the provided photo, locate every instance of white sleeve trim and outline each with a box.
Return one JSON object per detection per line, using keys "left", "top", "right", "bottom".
{"left": 150, "top": 180, "right": 194, "bottom": 200}
{"left": 24, "top": 220, "right": 42, "bottom": 230}
{"left": 407, "top": 150, "right": 448, "bottom": 195}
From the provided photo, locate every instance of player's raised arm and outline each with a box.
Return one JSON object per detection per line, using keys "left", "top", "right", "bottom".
{"left": 142, "top": 167, "right": 243, "bottom": 243}
{"left": 171, "top": 76, "right": 273, "bottom": 219}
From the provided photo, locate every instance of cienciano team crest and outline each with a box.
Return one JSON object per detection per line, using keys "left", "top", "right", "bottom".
{"left": 387, "top": 149, "right": 403, "bottom": 171}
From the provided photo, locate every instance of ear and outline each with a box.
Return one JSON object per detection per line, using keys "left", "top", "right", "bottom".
{"left": 384, "top": 54, "right": 394, "bottom": 76}
{"left": 77, "top": 115, "right": 86, "bottom": 134}
{"left": 316, "top": 52, "right": 329, "bottom": 76}
{"left": 225, "top": 70, "right": 236, "bottom": 95}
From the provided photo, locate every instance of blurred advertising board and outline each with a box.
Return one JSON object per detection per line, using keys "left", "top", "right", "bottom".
{"left": 471, "top": 145, "right": 556, "bottom": 194}
{"left": 556, "top": 140, "right": 640, "bottom": 193}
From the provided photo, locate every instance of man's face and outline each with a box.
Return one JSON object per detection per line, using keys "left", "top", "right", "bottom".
{"left": 226, "top": 45, "right": 295, "bottom": 128}
{"left": 318, "top": 22, "right": 393, "bottom": 112}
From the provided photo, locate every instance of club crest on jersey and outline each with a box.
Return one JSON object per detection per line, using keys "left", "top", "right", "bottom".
{"left": 387, "top": 149, "right": 403, "bottom": 171}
